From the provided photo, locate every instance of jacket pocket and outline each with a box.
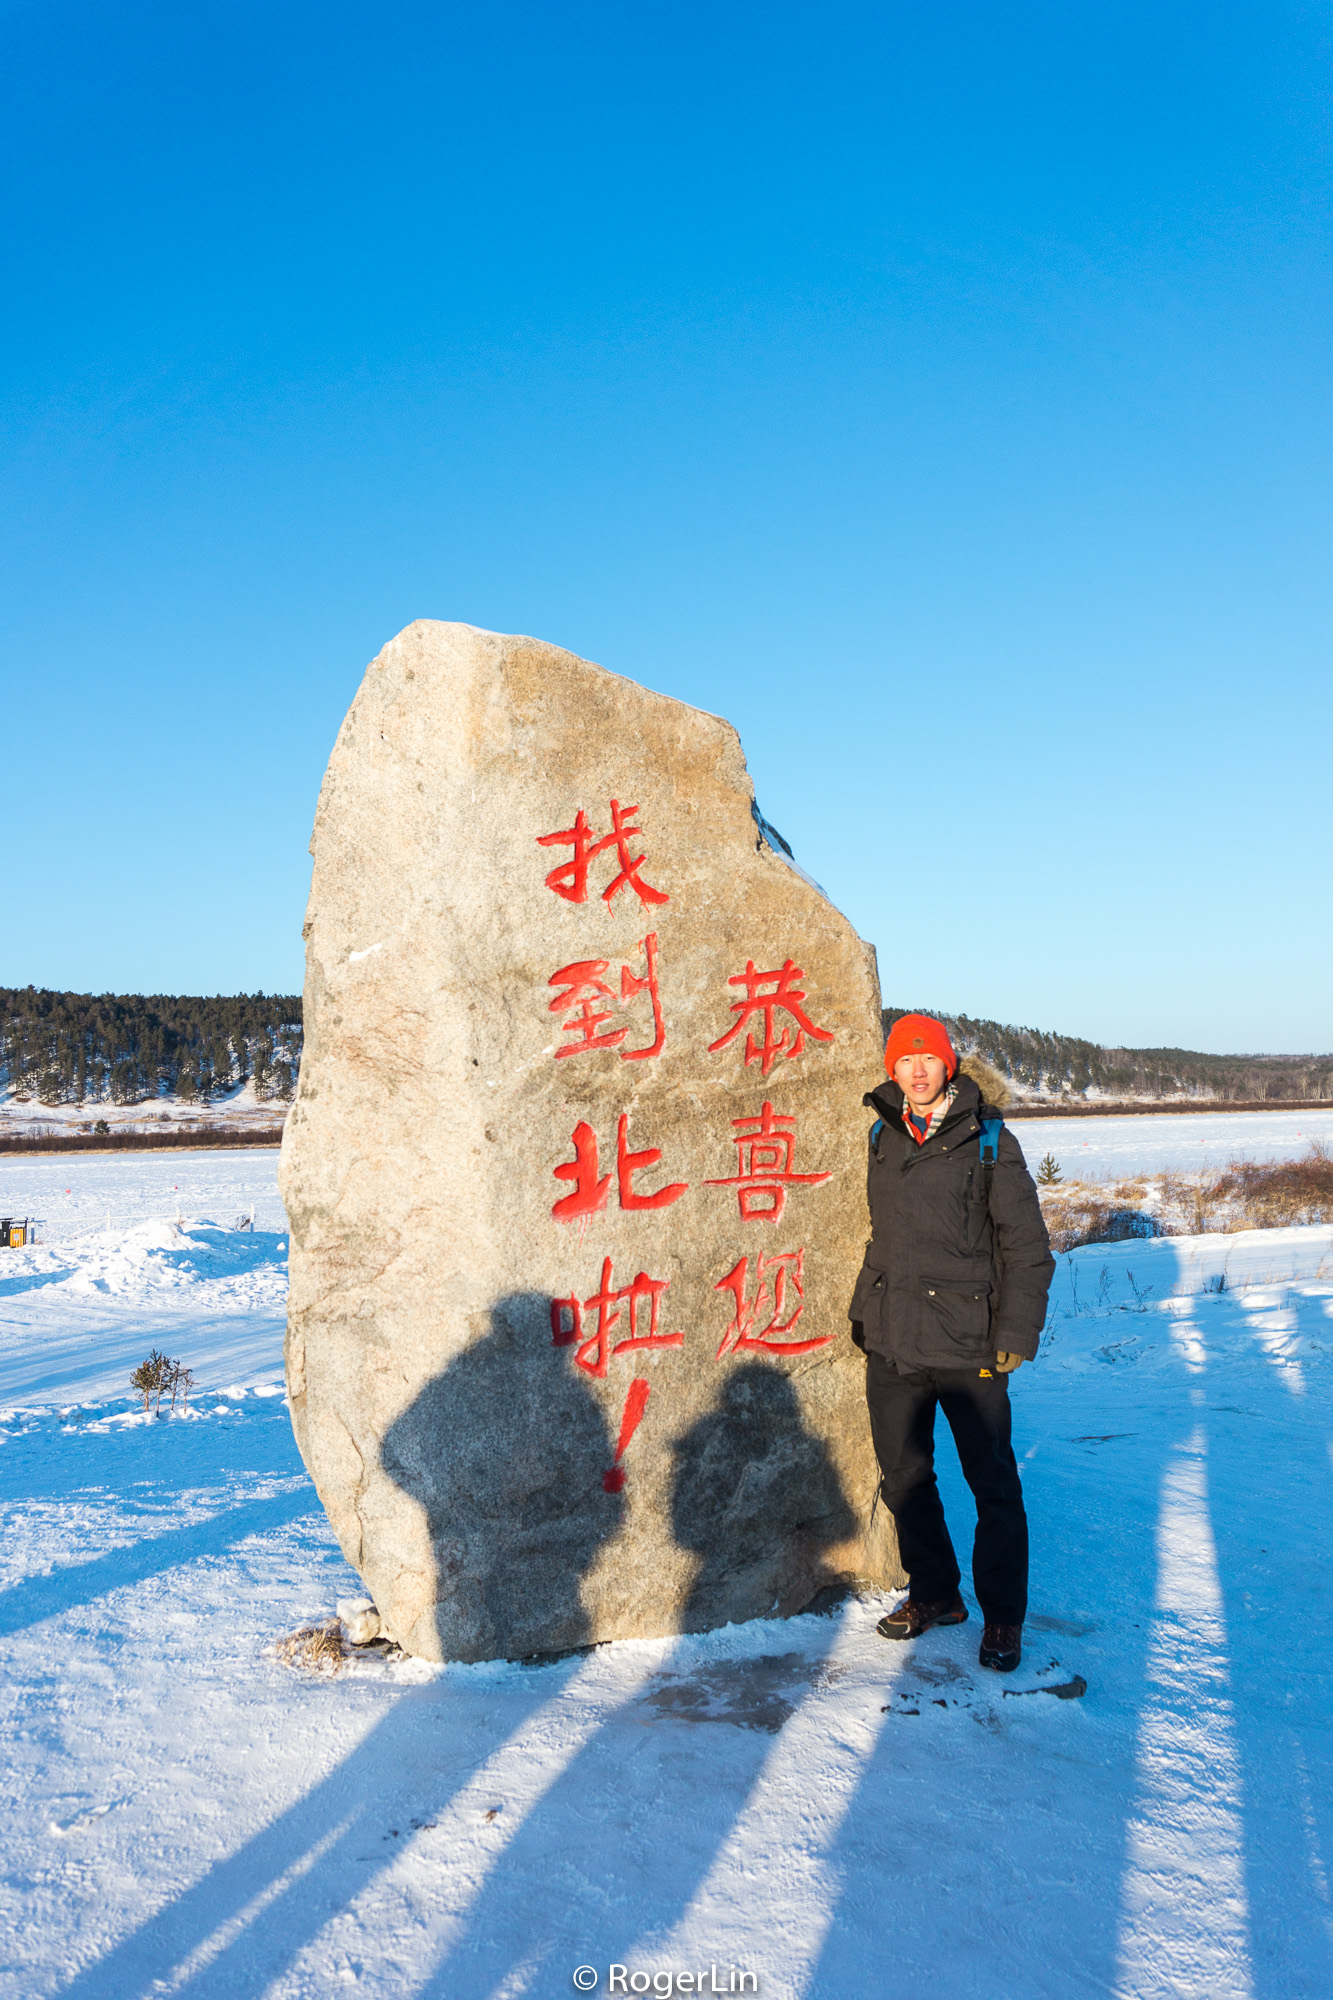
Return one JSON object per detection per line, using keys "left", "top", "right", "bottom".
{"left": 849, "top": 1263, "right": 887, "bottom": 1334}
{"left": 919, "top": 1278, "right": 992, "bottom": 1355}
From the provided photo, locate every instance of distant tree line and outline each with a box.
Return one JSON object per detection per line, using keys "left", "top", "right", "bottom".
{"left": 883, "top": 1007, "right": 1333, "bottom": 1102}
{"left": 0, "top": 988, "right": 303, "bottom": 1106}
{"left": 9, "top": 985, "right": 1328, "bottom": 1110}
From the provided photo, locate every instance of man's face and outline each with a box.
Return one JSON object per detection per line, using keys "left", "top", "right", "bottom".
{"left": 893, "top": 1051, "right": 949, "bottom": 1111}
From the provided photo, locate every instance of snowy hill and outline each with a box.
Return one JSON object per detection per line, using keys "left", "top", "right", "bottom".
{"left": 885, "top": 1005, "right": 1333, "bottom": 1105}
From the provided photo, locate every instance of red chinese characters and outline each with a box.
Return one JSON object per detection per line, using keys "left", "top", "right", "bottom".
{"left": 551, "top": 1257, "right": 684, "bottom": 1377}
{"left": 552, "top": 1115, "right": 688, "bottom": 1222}
{"left": 536, "top": 800, "right": 669, "bottom": 909}
{"left": 551, "top": 1122, "right": 610, "bottom": 1222}
{"left": 704, "top": 1101, "right": 832, "bottom": 1223}
{"left": 603, "top": 1377, "right": 651, "bottom": 1493}
{"left": 548, "top": 933, "right": 665, "bottom": 1062}
{"left": 707, "top": 959, "right": 834, "bottom": 1076}
{"left": 713, "top": 1249, "right": 832, "bottom": 1358}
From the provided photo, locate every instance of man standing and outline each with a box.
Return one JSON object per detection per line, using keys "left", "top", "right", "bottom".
{"left": 850, "top": 1013, "right": 1055, "bottom": 1672}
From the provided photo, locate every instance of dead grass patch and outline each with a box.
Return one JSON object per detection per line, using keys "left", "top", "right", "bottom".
{"left": 1039, "top": 1185, "right": 1163, "bottom": 1255}
{"left": 1210, "top": 1149, "right": 1333, "bottom": 1229}
{"left": 1154, "top": 1172, "right": 1220, "bottom": 1235}
{"left": 1039, "top": 1144, "right": 1333, "bottom": 1249}
{"left": 273, "top": 1618, "right": 347, "bottom": 1676}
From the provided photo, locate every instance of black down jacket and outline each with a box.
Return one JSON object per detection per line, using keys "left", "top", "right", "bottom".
{"left": 849, "top": 1074, "right": 1055, "bottom": 1370}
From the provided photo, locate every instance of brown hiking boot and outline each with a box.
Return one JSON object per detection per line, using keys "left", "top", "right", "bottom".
{"left": 979, "top": 1621, "right": 1023, "bottom": 1672}
{"left": 876, "top": 1592, "right": 968, "bottom": 1641}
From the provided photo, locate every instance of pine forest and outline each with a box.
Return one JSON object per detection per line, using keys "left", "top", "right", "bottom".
{"left": 0, "top": 988, "right": 303, "bottom": 1106}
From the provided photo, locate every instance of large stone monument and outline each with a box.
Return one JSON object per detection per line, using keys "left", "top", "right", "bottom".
{"left": 280, "top": 621, "right": 899, "bottom": 1662}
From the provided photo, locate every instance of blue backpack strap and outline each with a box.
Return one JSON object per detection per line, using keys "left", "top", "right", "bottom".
{"left": 979, "top": 1117, "right": 1003, "bottom": 1195}
{"left": 869, "top": 1117, "right": 884, "bottom": 1152}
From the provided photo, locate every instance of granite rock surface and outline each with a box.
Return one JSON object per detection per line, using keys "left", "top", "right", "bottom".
{"left": 280, "top": 620, "right": 900, "bottom": 1662}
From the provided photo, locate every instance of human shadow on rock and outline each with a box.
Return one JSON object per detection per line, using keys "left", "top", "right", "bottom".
{"left": 381, "top": 1291, "right": 624, "bottom": 1661}
{"left": 413, "top": 1362, "right": 856, "bottom": 2000}
{"left": 670, "top": 1360, "right": 858, "bottom": 1632}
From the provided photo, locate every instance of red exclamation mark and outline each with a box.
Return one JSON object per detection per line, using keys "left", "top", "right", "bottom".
{"left": 603, "top": 1378, "right": 650, "bottom": 1493}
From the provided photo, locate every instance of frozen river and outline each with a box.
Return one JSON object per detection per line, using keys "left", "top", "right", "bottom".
{"left": 1009, "top": 1105, "right": 1333, "bottom": 1179}
{"left": 4, "top": 1108, "right": 1332, "bottom": 1246}
{"left": 0, "top": 1146, "right": 288, "bottom": 1240}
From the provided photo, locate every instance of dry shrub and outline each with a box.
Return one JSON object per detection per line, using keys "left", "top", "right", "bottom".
{"left": 1039, "top": 1184, "right": 1162, "bottom": 1255}
{"left": 1210, "top": 1148, "right": 1333, "bottom": 1229}
{"left": 1041, "top": 1145, "right": 1333, "bottom": 1252}
{"left": 273, "top": 1618, "right": 346, "bottom": 1675}
{"left": 1147, "top": 1172, "right": 1223, "bottom": 1236}
{"left": 1183, "top": 1175, "right": 1218, "bottom": 1234}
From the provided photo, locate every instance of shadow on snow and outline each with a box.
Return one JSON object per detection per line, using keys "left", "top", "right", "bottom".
{"left": 54, "top": 1247, "right": 1333, "bottom": 1999}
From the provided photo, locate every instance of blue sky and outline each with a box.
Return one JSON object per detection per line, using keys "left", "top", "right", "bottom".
{"left": 3, "top": 2, "right": 1329, "bottom": 1053}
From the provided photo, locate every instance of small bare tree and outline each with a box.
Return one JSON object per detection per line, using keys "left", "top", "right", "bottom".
{"left": 129, "top": 1350, "right": 194, "bottom": 1414}
{"left": 129, "top": 1349, "right": 171, "bottom": 1412}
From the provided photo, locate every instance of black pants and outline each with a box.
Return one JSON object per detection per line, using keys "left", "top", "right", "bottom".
{"left": 864, "top": 1350, "right": 1029, "bottom": 1625}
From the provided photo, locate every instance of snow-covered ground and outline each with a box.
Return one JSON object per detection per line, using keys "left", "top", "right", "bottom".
{"left": 0, "top": 1148, "right": 289, "bottom": 1244}
{"left": 1012, "top": 1104, "right": 1333, "bottom": 1178}
{"left": 2, "top": 1153, "right": 1331, "bottom": 1999}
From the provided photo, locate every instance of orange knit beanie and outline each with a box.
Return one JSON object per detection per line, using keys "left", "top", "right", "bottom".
{"left": 884, "top": 1012, "right": 958, "bottom": 1077}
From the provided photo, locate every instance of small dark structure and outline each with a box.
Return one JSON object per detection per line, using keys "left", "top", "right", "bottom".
{"left": 0, "top": 1217, "right": 29, "bottom": 1248}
